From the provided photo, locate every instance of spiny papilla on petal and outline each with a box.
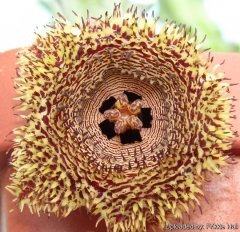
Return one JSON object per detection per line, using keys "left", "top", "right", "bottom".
{"left": 7, "top": 3, "right": 235, "bottom": 232}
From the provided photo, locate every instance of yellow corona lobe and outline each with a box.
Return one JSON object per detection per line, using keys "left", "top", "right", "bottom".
{"left": 7, "top": 3, "right": 234, "bottom": 232}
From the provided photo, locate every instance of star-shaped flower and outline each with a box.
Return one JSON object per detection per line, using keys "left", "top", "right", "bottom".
{"left": 6, "top": 4, "right": 234, "bottom": 232}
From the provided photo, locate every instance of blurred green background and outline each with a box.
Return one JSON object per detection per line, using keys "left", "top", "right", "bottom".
{"left": 0, "top": 0, "right": 239, "bottom": 52}
{"left": 38, "top": 0, "right": 240, "bottom": 52}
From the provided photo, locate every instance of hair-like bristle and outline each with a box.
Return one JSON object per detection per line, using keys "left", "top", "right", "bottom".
{"left": 6, "top": 4, "right": 234, "bottom": 232}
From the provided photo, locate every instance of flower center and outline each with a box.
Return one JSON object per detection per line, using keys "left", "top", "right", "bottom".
{"left": 104, "top": 93, "right": 143, "bottom": 134}
{"left": 99, "top": 91, "right": 153, "bottom": 144}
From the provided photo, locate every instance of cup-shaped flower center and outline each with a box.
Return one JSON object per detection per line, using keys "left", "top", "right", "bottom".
{"left": 104, "top": 93, "right": 143, "bottom": 134}
{"left": 99, "top": 91, "right": 153, "bottom": 144}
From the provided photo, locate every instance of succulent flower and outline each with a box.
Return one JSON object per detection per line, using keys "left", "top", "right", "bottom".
{"left": 7, "top": 3, "right": 234, "bottom": 232}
